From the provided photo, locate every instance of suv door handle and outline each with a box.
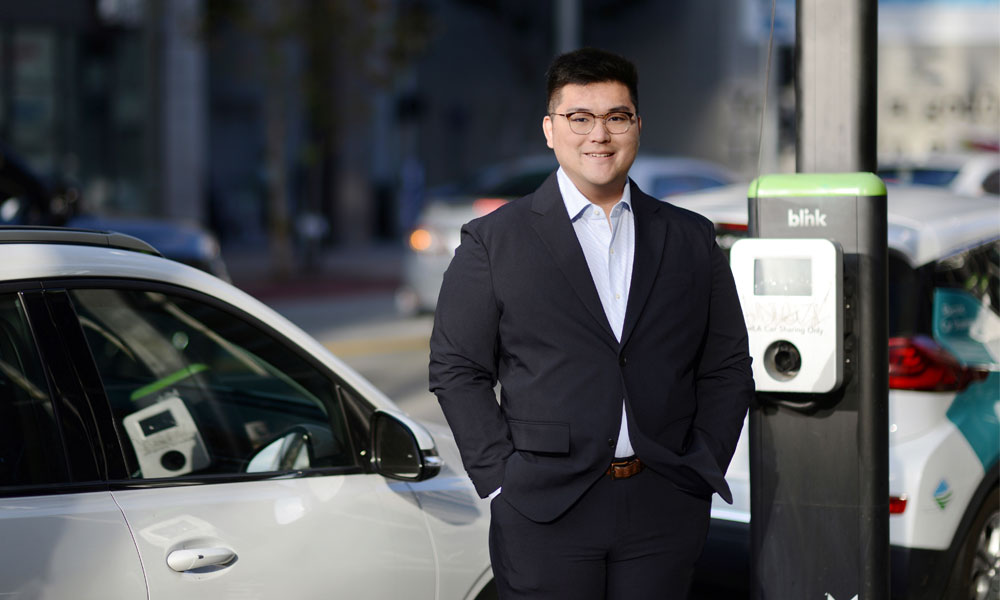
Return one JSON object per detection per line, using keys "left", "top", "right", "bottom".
{"left": 166, "top": 547, "right": 236, "bottom": 572}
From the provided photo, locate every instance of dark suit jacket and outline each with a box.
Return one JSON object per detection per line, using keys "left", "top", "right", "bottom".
{"left": 429, "top": 172, "right": 753, "bottom": 523}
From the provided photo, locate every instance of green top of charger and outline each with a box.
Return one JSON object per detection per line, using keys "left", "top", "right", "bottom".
{"left": 748, "top": 173, "right": 886, "bottom": 198}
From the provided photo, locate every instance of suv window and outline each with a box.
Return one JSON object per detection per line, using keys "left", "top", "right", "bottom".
{"left": 983, "top": 169, "right": 999, "bottom": 196}
{"left": 934, "top": 241, "right": 999, "bottom": 315}
{"left": 888, "top": 240, "right": 1000, "bottom": 337}
{"left": 0, "top": 293, "right": 69, "bottom": 487}
{"left": 69, "top": 288, "right": 358, "bottom": 480}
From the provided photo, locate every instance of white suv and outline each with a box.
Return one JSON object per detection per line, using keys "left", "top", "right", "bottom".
{"left": 671, "top": 183, "right": 999, "bottom": 599}
{"left": 0, "top": 227, "right": 494, "bottom": 599}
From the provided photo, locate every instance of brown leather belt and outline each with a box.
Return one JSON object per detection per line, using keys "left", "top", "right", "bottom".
{"left": 606, "top": 456, "right": 643, "bottom": 480}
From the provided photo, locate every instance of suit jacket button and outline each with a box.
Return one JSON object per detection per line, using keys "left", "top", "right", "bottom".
{"left": 619, "top": 355, "right": 627, "bottom": 366}
{"left": 608, "top": 438, "right": 616, "bottom": 447}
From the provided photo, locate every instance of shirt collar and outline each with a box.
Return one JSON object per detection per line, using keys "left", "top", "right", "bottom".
{"left": 556, "top": 167, "right": 632, "bottom": 222}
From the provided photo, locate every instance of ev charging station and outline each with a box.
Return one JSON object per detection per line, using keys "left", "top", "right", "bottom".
{"left": 739, "top": 173, "right": 888, "bottom": 599}
{"left": 730, "top": 237, "right": 844, "bottom": 394}
{"left": 738, "top": 0, "right": 887, "bottom": 596}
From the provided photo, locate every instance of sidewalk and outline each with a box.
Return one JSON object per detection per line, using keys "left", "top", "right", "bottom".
{"left": 223, "top": 241, "right": 405, "bottom": 302}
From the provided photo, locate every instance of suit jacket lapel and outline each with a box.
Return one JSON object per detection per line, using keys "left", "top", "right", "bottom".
{"left": 529, "top": 174, "right": 618, "bottom": 346}
{"left": 621, "top": 184, "right": 668, "bottom": 347}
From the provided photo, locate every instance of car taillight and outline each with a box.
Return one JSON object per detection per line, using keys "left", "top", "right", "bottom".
{"left": 716, "top": 222, "right": 748, "bottom": 232}
{"left": 714, "top": 223, "right": 748, "bottom": 252}
{"left": 889, "top": 495, "right": 908, "bottom": 514}
{"left": 888, "top": 335, "right": 989, "bottom": 391}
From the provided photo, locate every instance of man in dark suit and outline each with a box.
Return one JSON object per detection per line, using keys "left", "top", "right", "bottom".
{"left": 429, "top": 48, "right": 753, "bottom": 599}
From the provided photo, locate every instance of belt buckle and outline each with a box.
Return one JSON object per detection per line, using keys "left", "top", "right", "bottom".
{"left": 608, "top": 457, "right": 640, "bottom": 480}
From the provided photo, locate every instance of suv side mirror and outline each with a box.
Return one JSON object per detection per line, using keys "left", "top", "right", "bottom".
{"left": 245, "top": 424, "right": 336, "bottom": 473}
{"left": 371, "top": 412, "right": 441, "bottom": 481}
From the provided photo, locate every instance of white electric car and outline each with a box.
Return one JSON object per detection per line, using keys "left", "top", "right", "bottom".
{"left": 0, "top": 228, "right": 494, "bottom": 599}
{"left": 674, "top": 183, "right": 999, "bottom": 599}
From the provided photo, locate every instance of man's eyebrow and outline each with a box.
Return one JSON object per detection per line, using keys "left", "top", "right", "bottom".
{"left": 562, "top": 105, "right": 634, "bottom": 114}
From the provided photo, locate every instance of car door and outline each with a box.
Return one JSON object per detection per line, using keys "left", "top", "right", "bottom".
{"left": 46, "top": 281, "right": 437, "bottom": 599}
{"left": 0, "top": 289, "right": 146, "bottom": 599}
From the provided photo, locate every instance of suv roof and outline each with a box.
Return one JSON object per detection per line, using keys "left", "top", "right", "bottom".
{"left": 0, "top": 226, "right": 162, "bottom": 257}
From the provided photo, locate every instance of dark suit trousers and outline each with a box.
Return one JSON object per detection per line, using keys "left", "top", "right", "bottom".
{"left": 488, "top": 467, "right": 711, "bottom": 599}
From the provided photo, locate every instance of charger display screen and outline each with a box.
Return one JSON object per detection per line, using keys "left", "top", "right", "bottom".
{"left": 139, "top": 410, "right": 177, "bottom": 436}
{"left": 754, "top": 258, "right": 812, "bottom": 296}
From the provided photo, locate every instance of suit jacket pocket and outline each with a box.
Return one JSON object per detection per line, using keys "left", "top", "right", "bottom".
{"left": 508, "top": 419, "right": 570, "bottom": 454}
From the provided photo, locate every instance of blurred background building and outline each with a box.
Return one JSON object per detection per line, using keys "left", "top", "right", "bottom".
{"left": 0, "top": 0, "right": 996, "bottom": 273}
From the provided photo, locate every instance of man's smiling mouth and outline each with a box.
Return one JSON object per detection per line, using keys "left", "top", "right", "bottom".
{"left": 585, "top": 153, "right": 613, "bottom": 158}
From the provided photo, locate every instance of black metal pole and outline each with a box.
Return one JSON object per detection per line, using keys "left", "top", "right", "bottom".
{"left": 796, "top": 0, "right": 878, "bottom": 173}
{"left": 795, "top": 1, "right": 888, "bottom": 599}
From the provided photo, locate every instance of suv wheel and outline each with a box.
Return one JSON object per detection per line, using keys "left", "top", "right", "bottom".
{"left": 949, "top": 487, "right": 999, "bottom": 599}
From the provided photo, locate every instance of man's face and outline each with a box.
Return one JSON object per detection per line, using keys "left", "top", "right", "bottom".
{"left": 542, "top": 81, "right": 641, "bottom": 204}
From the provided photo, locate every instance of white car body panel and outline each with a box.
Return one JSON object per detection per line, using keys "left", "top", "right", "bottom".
{"left": 888, "top": 420, "right": 986, "bottom": 550}
{"left": 0, "top": 492, "right": 146, "bottom": 599}
{"left": 406, "top": 423, "right": 494, "bottom": 600}
{"left": 712, "top": 415, "right": 751, "bottom": 524}
{"left": 889, "top": 389, "right": 956, "bottom": 445}
{"left": 401, "top": 200, "right": 473, "bottom": 311}
{"left": 115, "top": 476, "right": 437, "bottom": 599}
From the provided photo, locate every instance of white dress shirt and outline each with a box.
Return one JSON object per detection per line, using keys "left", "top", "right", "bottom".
{"left": 556, "top": 167, "right": 636, "bottom": 458}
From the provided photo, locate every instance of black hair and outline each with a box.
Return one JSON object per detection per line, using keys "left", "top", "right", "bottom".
{"left": 545, "top": 47, "right": 639, "bottom": 114}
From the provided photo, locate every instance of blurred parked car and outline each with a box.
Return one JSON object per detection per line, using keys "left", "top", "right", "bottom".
{"left": 670, "top": 183, "right": 999, "bottom": 599}
{"left": 397, "top": 154, "right": 738, "bottom": 313}
{"left": 0, "top": 143, "right": 229, "bottom": 279}
{"left": 0, "top": 226, "right": 495, "bottom": 599}
{"left": 879, "top": 151, "right": 999, "bottom": 197}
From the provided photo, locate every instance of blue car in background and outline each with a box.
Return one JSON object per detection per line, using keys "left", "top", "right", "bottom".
{"left": 0, "top": 143, "right": 228, "bottom": 280}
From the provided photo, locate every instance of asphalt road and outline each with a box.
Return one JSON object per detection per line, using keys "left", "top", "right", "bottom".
{"left": 270, "top": 292, "right": 748, "bottom": 599}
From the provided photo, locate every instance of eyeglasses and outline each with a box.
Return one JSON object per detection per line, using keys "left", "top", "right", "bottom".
{"left": 550, "top": 111, "right": 636, "bottom": 135}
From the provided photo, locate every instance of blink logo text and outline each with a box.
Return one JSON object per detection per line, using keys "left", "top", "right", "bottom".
{"left": 788, "top": 208, "right": 828, "bottom": 227}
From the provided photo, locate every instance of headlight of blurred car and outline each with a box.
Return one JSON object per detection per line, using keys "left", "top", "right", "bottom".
{"left": 408, "top": 226, "right": 449, "bottom": 255}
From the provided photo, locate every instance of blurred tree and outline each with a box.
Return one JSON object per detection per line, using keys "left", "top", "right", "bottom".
{"left": 201, "top": 0, "right": 431, "bottom": 276}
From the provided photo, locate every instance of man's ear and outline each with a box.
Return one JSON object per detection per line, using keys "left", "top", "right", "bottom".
{"left": 542, "top": 115, "right": 554, "bottom": 149}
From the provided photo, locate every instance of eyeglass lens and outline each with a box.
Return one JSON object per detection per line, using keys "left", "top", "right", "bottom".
{"left": 565, "top": 112, "right": 632, "bottom": 134}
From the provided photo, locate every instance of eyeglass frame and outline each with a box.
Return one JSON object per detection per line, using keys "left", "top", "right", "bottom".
{"left": 549, "top": 111, "right": 637, "bottom": 135}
